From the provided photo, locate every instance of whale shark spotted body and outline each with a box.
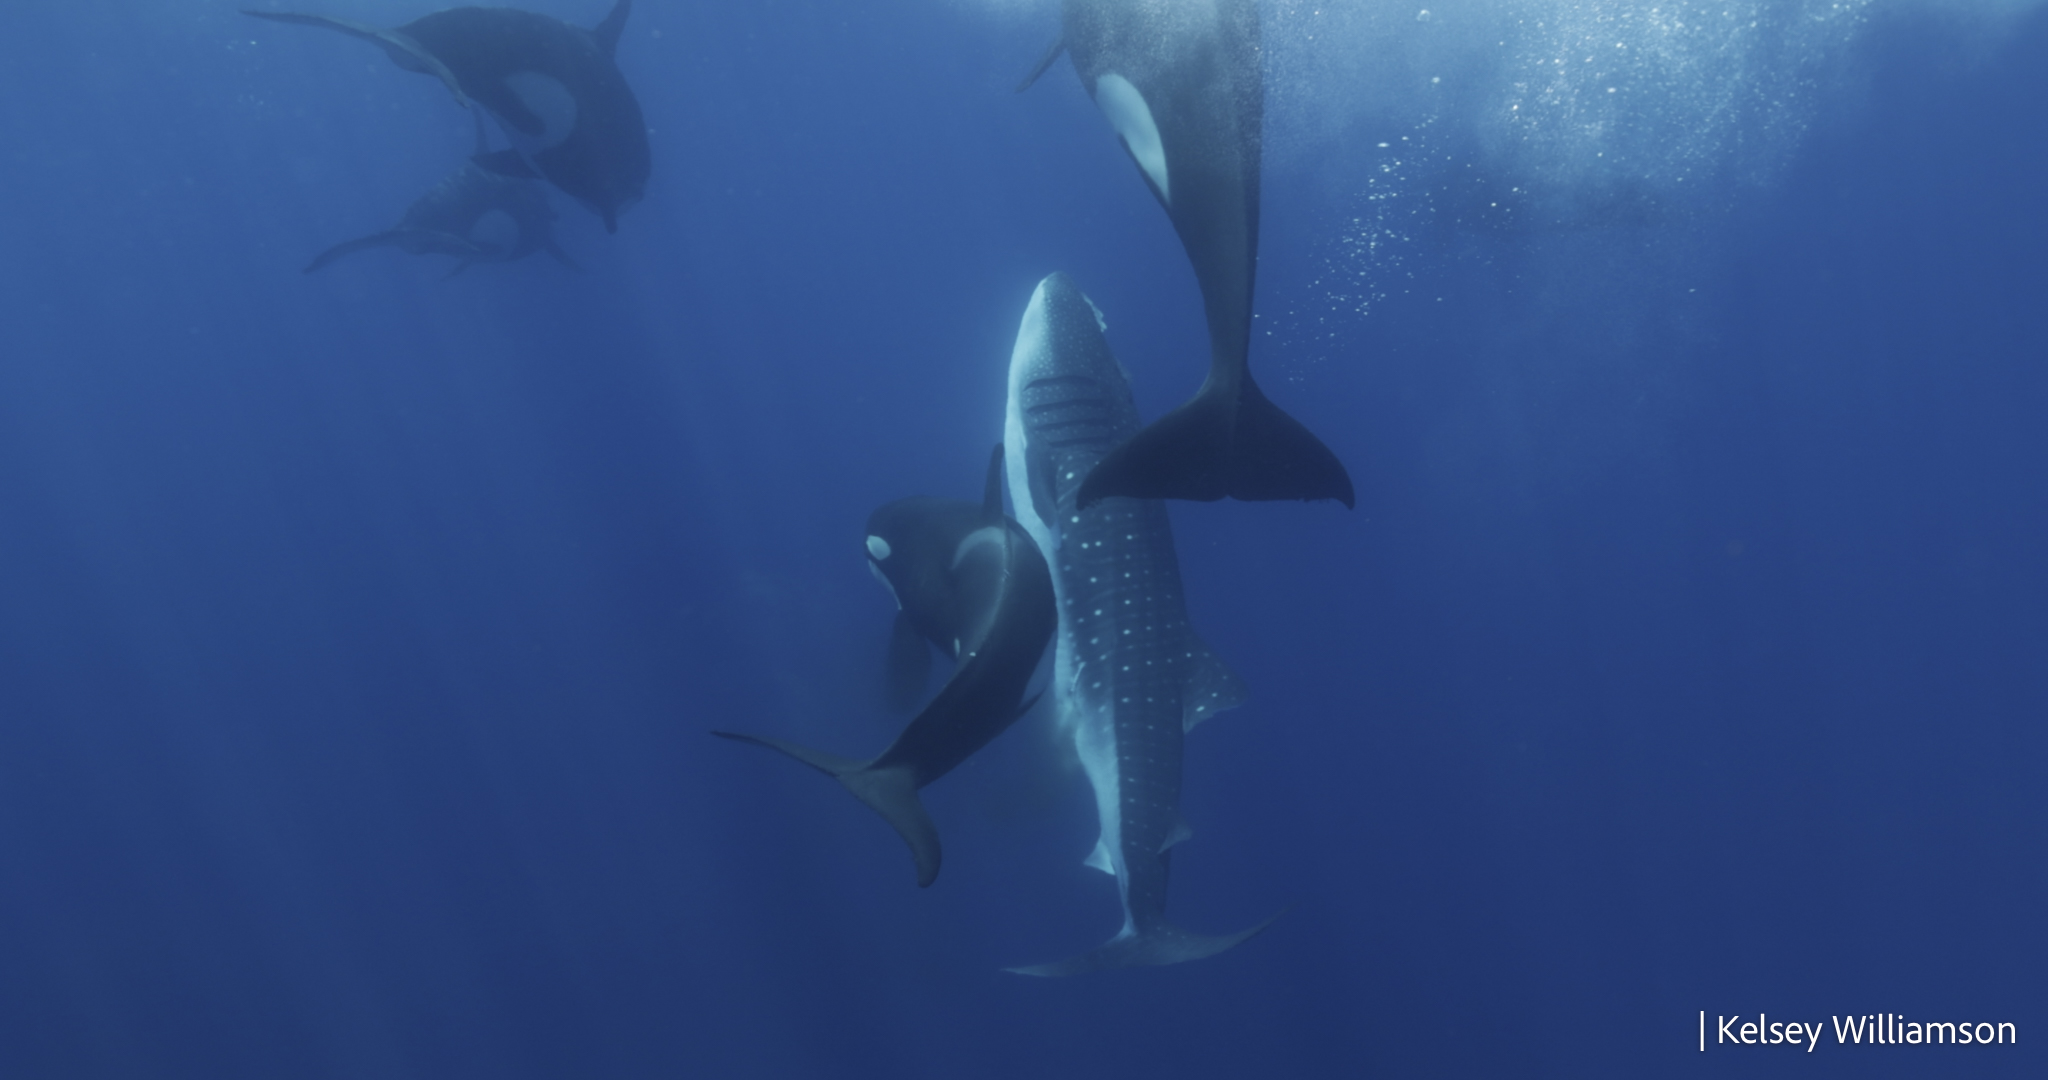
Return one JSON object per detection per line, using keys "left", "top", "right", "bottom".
{"left": 1002, "top": 273, "right": 1274, "bottom": 975}
{"left": 246, "top": 0, "right": 649, "bottom": 232}
{"left": 1022, "top": 0, "right": 1355, "bottom": 509}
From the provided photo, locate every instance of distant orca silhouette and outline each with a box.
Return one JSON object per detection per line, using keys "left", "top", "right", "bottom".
{"left": 713, "top": 447, "right": 1056, "bottom": 888}
{"left": 245, "top": 1, "right": 649, "bottom": 233}
{"left": 1020, "top": 0, "right": 1354, "bottom": 508}
{"left": 304, "top": 111, "right": 573, "bottom": 274}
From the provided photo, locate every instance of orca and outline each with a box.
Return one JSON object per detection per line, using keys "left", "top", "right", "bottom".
{"left": 714, "top": 447, "right": 1056, "bottom": 888}
{"left": 245, "top": 1, "right": 649, "bottom": 232}
{"left": 304, "top": 110, "right": 573, "bottom": 274}
{"left": 1020, "top": 0, "right": 1355, "bottom": 508}
{"left": 1001, "top": 273, "right": 1274, "bottom": 975}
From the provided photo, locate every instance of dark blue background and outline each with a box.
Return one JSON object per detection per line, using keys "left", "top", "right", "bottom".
{"left": 1, "top": 1, "right": 2042, "bottom": 1076}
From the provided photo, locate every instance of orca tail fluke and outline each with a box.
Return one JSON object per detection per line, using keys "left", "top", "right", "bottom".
{"left": 302, "top": 231, "right": 404, "bottom": 273}
{"left": 1075, "top": 378, "right": 1354, "bottom": 509}
{"left": 1005, "top": 913, "right": 1279, "bottom": 977}
{"left": 710, "top": 732, "right": 941, "bottom": 887}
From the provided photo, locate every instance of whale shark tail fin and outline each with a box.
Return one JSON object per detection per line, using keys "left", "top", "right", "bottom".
{"left": 1005, "top": 913, "right": 1279, "bottom": 977}
{"left": 241, "top": 11, "right": 470, "bottom": 108}
{"left": 1075, "top": 377, "right": 1354, "bottom": 509}
{"left": 710, "top": 732, "right": 941, "bottom": 888}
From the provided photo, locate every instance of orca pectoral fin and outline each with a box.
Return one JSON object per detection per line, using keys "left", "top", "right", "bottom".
{"left": 1076, "top": 378, "right": 1355, "bottom": 508}
{"left": 1015, "top": 33, "right": 1065, "bottom": 93}
{"left": 884, "top": 611, "right": 932, "bottom": 713}
{"left": 473, "top": 149, "right": 542, "bottom": 180}
{"left": 711, "top": 733, "right": 940, "bottom": 887}
{"left": 982, "top": 442, "right": 1007, "bottom": 520}
{"left": 301, "top": 230, "right": 405, "bottom": 273}
{"left": 1005, "top": 913, "right": 1280, "bottom": 977}
{"left": 592, "top": 0, "right": 632, "bottom": 58}
{"left": 242, "top": 11, "right": 469, "bottom": 107}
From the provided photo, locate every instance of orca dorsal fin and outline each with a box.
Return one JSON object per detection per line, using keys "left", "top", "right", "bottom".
{"left": 593, "top": 0, "right": 631, "bottom": 58}
{"left": 982, "top": 442, "right": 1006, "bottom": 521}
{"left": 1015, "top": 33, "right": 1065, "bottom": 93}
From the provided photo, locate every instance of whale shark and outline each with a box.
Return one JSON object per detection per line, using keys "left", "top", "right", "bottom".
{"left": 304, "top": 111, "right": 572, "bottom": 274}
{"left": 714, "top": 447, "right": 1056, "bottom": 888}
{"left": 1001, "top": 273, "right": 1273, "bottom": 975}
{"left": 245, "top": 0, "right": 649, "bottom": 232}
{"left": 1021, "top": 0, "right": 1355, "bottom": 509}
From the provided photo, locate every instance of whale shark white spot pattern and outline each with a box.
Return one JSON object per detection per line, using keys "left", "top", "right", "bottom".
{"left": 1093, "top": 74, "right": 1169, "bottom": 204}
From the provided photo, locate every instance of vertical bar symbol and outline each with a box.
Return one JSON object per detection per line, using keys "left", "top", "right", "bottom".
{"left": 1700, "top": 1011, "right": 1706, "bottom": 1052}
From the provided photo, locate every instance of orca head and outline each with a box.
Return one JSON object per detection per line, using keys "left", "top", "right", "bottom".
{"left": 864, "top": 496, "right": 985, "bottom": 624}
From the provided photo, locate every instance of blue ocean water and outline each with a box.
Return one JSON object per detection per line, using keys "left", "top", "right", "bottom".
{"left": 1, "top": 1, "right": 2043, "bottom": 1076}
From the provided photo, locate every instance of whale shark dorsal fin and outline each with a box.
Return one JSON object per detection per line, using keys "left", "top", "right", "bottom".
{"left": 242, "top": 11, "right": 470, "bottom": 108}
{"left": 1014, "top": 33, "right": 1065, "bottom": 93}
{"left": 1182, "top": 636, "right": 1249, "bottom": 733}
{"left": 1084, "top": 836, "right": 1115, "bottom": 875}
{"left": 983, "top": 442, "right": 1007, "bottom": 521}
{"left": 1160, "top": 814, "right": 1193, "bottom": 853}
{"left": 593, "top": 0, "right": 632, "bottom": 59}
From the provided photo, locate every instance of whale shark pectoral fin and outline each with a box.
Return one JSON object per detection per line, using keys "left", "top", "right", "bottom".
{"left": 1159, "top": 814, "right": 1194, "bottom": 853}
{"left": 1182, "top": 637, "right": 1249, "bottom": 732}
{"left": 592, "top": 0, "right": 632, "bottom": 59}
{"left": 884, "top": 611, "right": 932, "bottom": 713}
{"left": 1014, "top": 33, "right": 1066, "bottom": 93}
{"left": 1075, "top": 376, "right": 1355, "bottom": 509}
{"left": 1004, "top": 913, "right": 1279, "bottom": 977}
{"left": 242, "top": 11, "right": 470, "bottom": 108}
{"left": 1084, "top": 836, "right": 1116, "bottom": 875}
{"left": 710, "top": 734, "right": 940, "bottom": 887}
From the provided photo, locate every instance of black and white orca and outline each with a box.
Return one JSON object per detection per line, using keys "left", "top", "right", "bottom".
{"left": 304, "top": 111, "right": 573, "bottom": 273}
{"left": 246, "top": 1, "right": 649, "bottom": 233}
{"left": 1001, "top": 273, "right": 1274, "bottom": 975}
{"left": 714, "top": 447, "right": 1057, "bottom": 889}
{"left": 1021, "top": 0, "right": 1355, "bottom": 508}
